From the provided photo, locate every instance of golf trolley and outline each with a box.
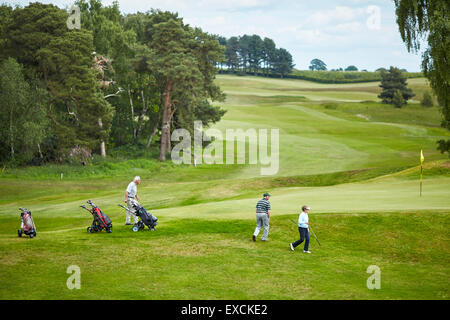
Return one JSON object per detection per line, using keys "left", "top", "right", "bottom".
{"left": 80, "top": 200, "right": 113, "bottom": 233}
{"left": 18, "top": 208, "right": 37, "bottom": 238}
{"left": 118, "top": 200, "right": 157, "bottom": 232}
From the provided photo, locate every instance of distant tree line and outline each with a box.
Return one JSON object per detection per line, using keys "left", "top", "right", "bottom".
{"left": 308, "top": 58, "right": 410, "bottom": 73}
{"left": 215, "top": 34, "right": 295, "bottom": 78}
{"left": 309, "top": 58, "right": 360, "bottom": 71}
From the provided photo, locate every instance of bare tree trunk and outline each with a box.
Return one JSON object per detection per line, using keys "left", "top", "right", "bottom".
{"left": 10, "top": 133, "right": 14, "bottom": 160}
{"left": 146, "top": 126, "right": 158, "bottom": 149}
{"left": 128, "top": 87, "right": 136, "bottom": 139}
{"left": 159, "top": 81, "right": 172, "bottom": 161}
{"left": 167, "top": 106, "right": 173, "bottom": 153}
{"left": 9, "top": 108, "right": 14, "bottom": 160}
{"left": 37, "top": 143, "right": 43, "bottom": 159}
{"left": 146, "top": 108, "right": 162, "bottom": 149}
{"left": 136, "top": 88, "right": 148, "bottom": 138}
{"left": 100, "top": 141, "right": 106, "bottom": 157}
{"left": 167, "top": 123, "right": 171, "bottom": 153}
{"left": 98, "top": 118, "right": 106, "bottom": 157}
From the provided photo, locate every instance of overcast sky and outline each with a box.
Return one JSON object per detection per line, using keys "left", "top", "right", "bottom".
{"left": 8, "top": 0, "right": 424, "bottom": 71}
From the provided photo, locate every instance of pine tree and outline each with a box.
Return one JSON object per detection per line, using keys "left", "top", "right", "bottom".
{"left": 225, "top": 36, "right": 240, "bottom": 73}
{"left": 4, "top": 3, "right": 114, "bottom": 158}
{"left": 38, "top": 30, "right": 114, "bottom": 155}
{"left": 248, "top": 34, "right": 264, "bottom": 76}
{"left": 144, "top": 11, "right": 225, "bottom": 160}
{"left": 378, "top": 66, "right": 415, "bottom": 105}
{"left": 262, "top": 37, "right": 276, "bottom": 76}
{"left": 274, "top": 48, "right": 294, "bottom": 78}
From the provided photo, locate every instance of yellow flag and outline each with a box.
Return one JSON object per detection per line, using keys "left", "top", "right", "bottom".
{"left": 420, "top": 150, "right": 424, "bottom": 165}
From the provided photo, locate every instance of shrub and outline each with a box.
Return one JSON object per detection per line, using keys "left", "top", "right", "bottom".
{"left": 67, "top": 146, "right": 92, "bottom": 165}
{"left": 421, "top": 91, "right": 434, "bottom": 108}
{"left": 323, "top": 103, "right": 339, "bottom": 110}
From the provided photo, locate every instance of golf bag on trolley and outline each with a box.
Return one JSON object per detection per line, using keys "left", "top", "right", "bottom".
{"left": 118, "top": 200, "right": 157, "bottom": 232}
{"left": 80, "top": 200, "right": 113, "bottom": 233}
{"left": 18, "top": 208, "right": 37, "bottom": 238}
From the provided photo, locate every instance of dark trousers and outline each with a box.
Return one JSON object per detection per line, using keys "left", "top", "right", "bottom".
{"left": 292, "top": 227, "right": 309, "bottom": 251}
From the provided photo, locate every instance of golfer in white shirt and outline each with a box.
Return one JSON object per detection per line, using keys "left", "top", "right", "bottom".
{"left": 124, "top": 176, "right": 141, "bottom": 225}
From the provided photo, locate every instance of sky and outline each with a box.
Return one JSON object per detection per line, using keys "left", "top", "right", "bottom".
{"left": 8, "top": 0, "right": 424, "bottom": 71}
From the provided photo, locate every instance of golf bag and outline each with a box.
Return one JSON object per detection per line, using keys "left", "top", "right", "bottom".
{"left": 80, "top": 200, "right": 112, "bottom": 233}
{"left": 18, "top": 208, "right": 37, "bottom": 238}
{"left": 118, "top": 200, "right": 157, "bottom": 232}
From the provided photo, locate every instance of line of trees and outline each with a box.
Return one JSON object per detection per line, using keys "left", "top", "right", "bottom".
{"left": 0, "top": 1, "right": 227, "bottom": 164}
{"left": 310, "top": 58, "right": 361, "bottom": 71}
{"left": 309, "top": 58, "right": 408, "bottom": 73}
{"left": 216, "top": 34, "right": 295, "bottom": 78}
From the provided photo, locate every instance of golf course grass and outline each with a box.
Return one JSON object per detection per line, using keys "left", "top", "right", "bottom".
{"left": 1, "top": 75, "right": 449, "bottom": 300}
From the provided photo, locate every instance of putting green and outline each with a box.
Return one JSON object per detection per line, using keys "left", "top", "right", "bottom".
{"left": 154, "top": 176, "right": 450, "bottom": 220}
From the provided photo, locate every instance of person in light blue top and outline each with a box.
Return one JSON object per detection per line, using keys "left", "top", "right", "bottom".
{"left": 290, "top": 205, "right": 311, "bottom": 253}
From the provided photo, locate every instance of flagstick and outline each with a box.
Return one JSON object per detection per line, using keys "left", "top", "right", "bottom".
{"left": 420, "top": 165, "right": 423, "bottom": 197}
{"left": 420, "top": 150, "right": 424, "bottom": 197}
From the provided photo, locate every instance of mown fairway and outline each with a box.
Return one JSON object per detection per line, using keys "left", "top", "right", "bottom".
{"left": 1, "top": 75, "right": 449, "bottom": 299}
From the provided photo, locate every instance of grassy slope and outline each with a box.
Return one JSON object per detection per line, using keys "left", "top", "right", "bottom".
{"left": 0, "top": 75, "right": 449, "bottom": 300}
{"left": 213, "top": 75, "right": 448, "bottom": 178}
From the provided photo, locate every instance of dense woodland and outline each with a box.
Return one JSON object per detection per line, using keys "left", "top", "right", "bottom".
{"left": 0, "top": 1, "right": 230, "bottom": 164}
{"left": 0, "top": 1, "right": 297, "bottom": 166}
{"left": 0, "top": 0, "right": 447, "bottom": 166}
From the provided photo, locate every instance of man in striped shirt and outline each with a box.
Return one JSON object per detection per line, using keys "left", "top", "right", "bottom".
{"left": 252, "top": 193, "right": 271, "bottom": 242}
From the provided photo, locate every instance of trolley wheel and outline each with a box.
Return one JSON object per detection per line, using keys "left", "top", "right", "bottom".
{"left": 132, "top": 226, "right": 139, "bottom": 232}
{"left": 87, "top": 227, "right": 94, "bottom": 233}
{"left": 29, "top": 234, "right": 34, "bottom": 239}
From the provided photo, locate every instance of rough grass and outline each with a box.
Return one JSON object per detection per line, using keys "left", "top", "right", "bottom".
{"left": 316, "top": 101, "right": 444, "bottom": 128}
{"left": 0, "top": 212, "right": 448, "bottom": 299}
